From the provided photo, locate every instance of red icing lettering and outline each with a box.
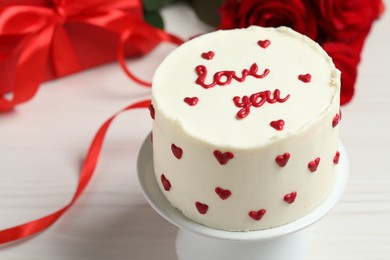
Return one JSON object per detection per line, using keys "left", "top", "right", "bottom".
{"left": 284, "top": 192, "right": 297, "bottom": 204}
{"left": 333, "top": 151, "right": 340, "bottom": 165}
{"left": 298, "top": 73, "right": 311, "bottom": 83}
{"left": 160, "top": 174, "right": 171, "bottom": 191}
{"left": 215, "top": 187, "right": 232, "bottom": 200}
{"left": 195, "top": 202, "right": 209, "bottom": 214}
{"left": 213, "top": 150, "right": 234, "bottom": 165}
{"left": 233, "top": 89, "right": 290, "bottom": 119}
{"left": 248, "top": 209, "right": 266, "bottom": 221}
{"left": 258, "top": 39, "right": 271, "bottom": 48}
{"left": 184, "top": 97, "right": 199, "bottom": 106}
{"left": 270, "top": 119, "right": 285, "bottom": 131}
{"left": 232, "top": 95, "right": 251, "bottom": 118}
{"left": 171, "top": 144, "right": 183, "bottom": 159}
{"left": 201, "top": 51, "right": 214, "bottom": 60}
{"left": 275, "top": 152, "right": 290, "bottom": 167}
{"left": 308, "top": 157, "right": 320, "bottom": 172}
{"left": 195, "top": 63, "right": 269, "bottom": 89}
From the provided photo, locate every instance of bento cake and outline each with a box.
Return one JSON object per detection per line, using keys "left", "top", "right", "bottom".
{"left": 150, "top": 26, "right": 341, "bottom": 231}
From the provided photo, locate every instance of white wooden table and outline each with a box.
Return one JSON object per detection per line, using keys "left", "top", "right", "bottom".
{"left": 1, "top": 2, "right": 389, "bottom": 259}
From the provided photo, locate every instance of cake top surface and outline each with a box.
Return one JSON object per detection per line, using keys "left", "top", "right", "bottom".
{"left": 152, "top": 26, "right": 340, "bottom": 149}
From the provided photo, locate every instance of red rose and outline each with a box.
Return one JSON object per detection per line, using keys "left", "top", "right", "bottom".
{"left": 313, "top": 0, "right": 383, "bottom": 41}
{"left": 219, "top": 0, "right": 318, "bottom": 40}
{"left": 322, "top": 42, "right": 361, "bottom": 105}
{"left": 217, "top": 0, "right": 384, "bottom": 105}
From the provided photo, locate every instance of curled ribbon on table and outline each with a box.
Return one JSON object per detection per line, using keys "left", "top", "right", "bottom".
{"left": 0, "top": 99, "right": 152, "bottom": 244}
{"left": 0, "top": 0, "right": 183, "bottom": 245}
{"left": 0, "top": 0, "right": 183, "bottom": 112}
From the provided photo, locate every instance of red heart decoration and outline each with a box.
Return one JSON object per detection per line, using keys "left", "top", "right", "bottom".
{"left": 333, "top": 151, "right": 340, "bottom": 165}
{"left": 284, "top": 192, "right": 297, "bottom": 204}
{"left": 308, "top": 157, "right": 320, "bottom": 172}
{"left": 215, "top": 187, "right": 232, "bottom": 200}
{"left": 213, "top": 150, "right": 234, "bottom": 165}
{"left": 275, "top": 152, "right": 290, "bottom": 167}
{"left": 160, "top": 174, "right": 171, "bottom": 191}
{"left": 298, "top": 73, "right": 311, "bottom": 83}
{"left": 248, "top": 209, "right": 266, "bottom": 221}
{"left": 201, "top": 51, "right": 215, "bottom": 60}
{"left": 195, "top": 202, "right": 209, "bottom": 214}
{"left": 183, "top": 97, "right": 199, "bottom": 106}
{"left": 332, "top": 113, "right": 340, "bottom": 127}
{"left": 171, "top": 144, "right": 183, "bottom": 159}
{"left": 257, "top": 39, "right": 271, "bottom": 48}
{"left": 270, "top": 119, "right": 285, "bottom": 131}
{"left": 148, "top": 104, "right": 155, "bottom": 119}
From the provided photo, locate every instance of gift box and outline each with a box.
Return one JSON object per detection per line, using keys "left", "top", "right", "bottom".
{"left": 0, "top": 0, "right": 181, "bottom": 111}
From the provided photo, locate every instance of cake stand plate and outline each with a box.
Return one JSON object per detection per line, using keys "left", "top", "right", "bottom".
{"left": 137, "top": 134, "right": 349, "bottom": 260}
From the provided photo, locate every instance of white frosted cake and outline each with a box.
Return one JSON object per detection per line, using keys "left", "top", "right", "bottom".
{"left": 150, "top": 26, "right": 341, "bottom": 231}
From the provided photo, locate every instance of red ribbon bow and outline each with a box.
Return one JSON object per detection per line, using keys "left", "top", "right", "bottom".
{"left": 0, "top": 0, "right": 183, "bottom": 112}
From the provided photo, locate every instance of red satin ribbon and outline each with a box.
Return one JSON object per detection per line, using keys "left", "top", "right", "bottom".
{"left": 0, "top": 99, "right": 151, "bottom": 244}
{"left": 0, "top": 0, "right": 184, "bottom": 244}
{"left": 0, "top": 0, "right": 183, "bottom": 111}
{"left": 117, "top": 27, "right": 184, "bottom": 87}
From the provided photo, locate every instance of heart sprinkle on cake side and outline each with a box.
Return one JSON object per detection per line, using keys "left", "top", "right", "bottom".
{"left": 160, "top": 174, "right": 171, "bottom": 191}
{"left": 213, "top": 150, "right": 234, "bottom": 165}
{"left": 270, "top": 119, "right": 285, "bottom": 130}
{"left": 284, "top": 192, "right": 297, "bottom": 204}
{"left": 333, "top": 151, "right": 340, "bottom": 165}
{"left": 332, "top": 113, "right": 340, "bottom": 127}
{"left": 257, "top": 39, "right": 271, "bottom": 48}
{"left": 215, "top": 187, "right": 232, "bottom": 200}
{"left": 248, "top": 209, "right": 266, "bottom": 221}
{"left": 195, "top": 202, "right": 209, "bottom": 214}
{"left": 308, "top": 157, "right": 320, "bottom": 172}
{"left": 148, "top": 104, "right": 155, "bottom": 119}
{"left": 275, "top": 152, "right": 290, "bottom": 167}
{"left": 171, "top": 144, "right": 183, "bottom": 159}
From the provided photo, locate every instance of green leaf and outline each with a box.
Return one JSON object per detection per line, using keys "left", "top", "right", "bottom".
{"left": 190, "top": 0, "right": 225, "bottom": 26}
{"left": 144, "top": 10, "right": 164, "bottom": 29}
{"left": 143, "top": 0, "right": 176, "bottom": 12}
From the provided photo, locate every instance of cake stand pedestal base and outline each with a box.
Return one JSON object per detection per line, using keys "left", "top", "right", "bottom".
{"left": 176, "top": 228, "right": 306, "bottom": 260}
{"left": 137, "top": 135, "right": 349, "bottom": 260}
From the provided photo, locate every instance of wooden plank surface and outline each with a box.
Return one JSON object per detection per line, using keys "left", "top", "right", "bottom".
{"left": 1, "top": 2, "right": 389, "bottom": 259}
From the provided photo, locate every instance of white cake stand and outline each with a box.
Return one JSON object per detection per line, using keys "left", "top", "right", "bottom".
{"left": 137, "top": 135, "right": 349, "bottom": 260}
